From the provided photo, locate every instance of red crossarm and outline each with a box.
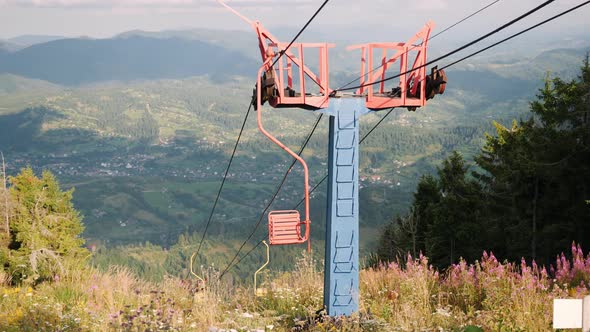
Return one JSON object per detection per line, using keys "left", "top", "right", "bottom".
{"left": 347, "top": 22, "right": 435, "bottom": 111}
{"left": 218, "top": 0, "right": 333, "bottom": 110}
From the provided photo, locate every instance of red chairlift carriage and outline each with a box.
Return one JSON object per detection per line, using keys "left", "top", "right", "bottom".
{"left": 219, "top": 1, "right": 446, "bottom": 253}
{"left": 255, "top": 51, "right": 316, "bottom": 252}
{"left": 347, "top": 21, "right": 447, "bottom": 111}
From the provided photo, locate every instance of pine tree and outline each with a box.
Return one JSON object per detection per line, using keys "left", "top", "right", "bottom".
{"left": 424, "top": 152, "right": 485, "bottom": 267}
{"left": 376, "top": 152, "right": 486, "bottom": 267}
{"left": 5, "top": 167, "right": 88, "bottom": 284}
{"left": 375, "top": 59, "right": 590, "bottom": 268}
{"left": 475, "top": 59, "right": 590, "bottom": 263}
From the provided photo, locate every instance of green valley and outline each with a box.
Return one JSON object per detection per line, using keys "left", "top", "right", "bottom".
{"left": 0, "top": 33, "right": 587, "bottom": 279}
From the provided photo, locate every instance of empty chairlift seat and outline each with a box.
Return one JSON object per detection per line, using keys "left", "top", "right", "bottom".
{"left": 268, "top": 210, "right": 306, "bottom": 245}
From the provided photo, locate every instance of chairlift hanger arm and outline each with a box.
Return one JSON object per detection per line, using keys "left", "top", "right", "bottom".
{"left": 254, "top": 240, "right": 270, "bottom": 296}
{"left": 189, "top": 252, "right": 205, "bottom": 284}
{"left": 256, "top": 60, "right": 311, "bottom": 251}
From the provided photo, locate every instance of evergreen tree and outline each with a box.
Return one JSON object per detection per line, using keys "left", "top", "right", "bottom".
{"left": 424, "top": 152, "right": 486, "bottom": 267}
{"left": 4, "top": 168, "right": 88, "bottom": 284}
{"left": 476, "top": 59, "right": 590, "bottom": 263}
{"left": 377, "top": 60, "right": 590, "bottom": 268}
{"left": 377, "top": 152, "right": 485, "bottom": 268}
{"left": 376, "top": 215, "right": 406, "bottom": 262}
{"left": 413, "top": 174, "right": 441, "bottom": 254}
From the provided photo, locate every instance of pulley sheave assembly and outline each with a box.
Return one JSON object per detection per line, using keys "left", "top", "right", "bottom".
{"left": 251, "top": 68, "right": 278, "bottom": 108}
{"left": 425, "top": 66, "right": 447, "bottom": 100}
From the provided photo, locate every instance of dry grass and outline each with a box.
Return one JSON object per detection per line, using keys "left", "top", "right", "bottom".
{"left": 361, "top": 255, "right": 474, "bottom": 331}
{"left": 1, "top": 265, "right": 229, "bottom": 331}
{"left": 0, "top": 269, "right": 9, "bottom": 286}
{"left": 2, "top": 246, "right": 590, "bottom": 331}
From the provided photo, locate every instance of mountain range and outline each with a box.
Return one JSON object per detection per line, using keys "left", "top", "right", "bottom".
{"left": 0, "top": 33, "right": 258, "bottom": 85}
{"left": 1, "top": 29, "right": 588, "bottom": 86}
{"left": 0, "top": 28, "right": 588, "bottom": 247}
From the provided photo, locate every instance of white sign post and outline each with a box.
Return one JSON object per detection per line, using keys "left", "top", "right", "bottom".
{"left": 553, "top": 296, "right": 590, "bottom": 331}
{"left": 585, "top": 296, "right": 590, "bottom": 332}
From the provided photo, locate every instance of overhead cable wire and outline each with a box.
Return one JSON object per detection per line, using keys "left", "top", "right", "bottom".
{"left": 440, "top": 0, "right": 590, "bottom": 70}
{"left": 227, "top": 108, "right": 396, "bottom": 273}
{"left": 337, "top": 0, "right": 503, "bottom": 91}
{"left": 225, "top": 238, "right": 267, "bottom": 275}
{"left": 294, "top": 108, "right": 395, "bottom": 209}
{"left": 336, "top": 0, "right": 556, "bottom": 92}
{"left": 195, "top": 0, "right": 330, "bottom": 267}
{"left": 315, "top": 0, "right": 590, "bottom": 205}
{"left": 222, "top": 0, "right": 590, "bottom": 272}
{"left": 323, "top": 0, "right": 590, "bottom": 208}
{"left": 217, "top": 0, "right": 331, "bottom": 280}
{"left": 271, "top": 0, "right": 330, "bottom": 67}
{"left": 193, "top": 104, "right": 252, "bottom": 261}
{"left": 429, "top": 0, "right": 502, "bottom": 41}
{"left": 218, "top": 113, "right": 324, "bottom": 279}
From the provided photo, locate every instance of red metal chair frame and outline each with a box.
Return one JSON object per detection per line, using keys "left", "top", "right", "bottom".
{"left": 264, "top": 41, "right": 333, "bottom": 110}
{"left": 347, "top": 22, "right": 434, "bottom": 111}
{"left": 256, "top": 58, "right": 311, "bottom": 252}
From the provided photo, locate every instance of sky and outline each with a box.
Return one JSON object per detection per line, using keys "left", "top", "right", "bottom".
{"left": 0, "top": 0, "right": 589, "bottom": 45}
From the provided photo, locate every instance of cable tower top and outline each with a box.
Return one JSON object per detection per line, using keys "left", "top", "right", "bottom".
{"left": 218, "top": 0, "right": 446, "bottom": 112}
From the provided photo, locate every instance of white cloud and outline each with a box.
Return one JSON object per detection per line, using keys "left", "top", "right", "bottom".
{"left": 0, "top": 0, "right": 313, "bottom": 8}
{"left": 0, "top": 0, "right": 587, "bottom": 40}
{"left": 411, "top": 0, "right": 448, "bottom": 11}
{"left": 1, "top": 0, "right": 201, "bottom": 8}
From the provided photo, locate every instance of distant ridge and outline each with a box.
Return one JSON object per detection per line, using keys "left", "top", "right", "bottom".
{"left": 0, "top": 41, "right": 21, "bottom": 53}
{"left": 115, "top": 28, "right": 257, "bottom": 59}
{"left": 7, "top": 34, "right": 66, "bottom": 48}
{"left": 0, "top": 73, "right": 61, "bottom": 95}
{"left": 0, "top": 35, "right": 258, "bottom": 85}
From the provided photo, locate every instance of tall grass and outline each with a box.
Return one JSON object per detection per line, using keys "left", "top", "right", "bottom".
{"left": 1, "top": 244, "right": 589, "bottom": 331}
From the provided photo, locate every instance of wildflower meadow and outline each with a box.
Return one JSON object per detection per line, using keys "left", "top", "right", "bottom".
{"left": 1, "top": 243, "right": 589, "bottom": 331}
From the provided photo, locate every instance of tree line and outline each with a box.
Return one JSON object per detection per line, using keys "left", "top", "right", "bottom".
{"left": 377, "top": 59, "right": 590, "bottom": 268}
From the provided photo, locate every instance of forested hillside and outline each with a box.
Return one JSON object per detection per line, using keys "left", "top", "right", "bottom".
{"left": 0, "top": 36, "right": 257, "bottom": 85}
{"left": 0, "top": 29, "right": 587, "bottom": 279}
